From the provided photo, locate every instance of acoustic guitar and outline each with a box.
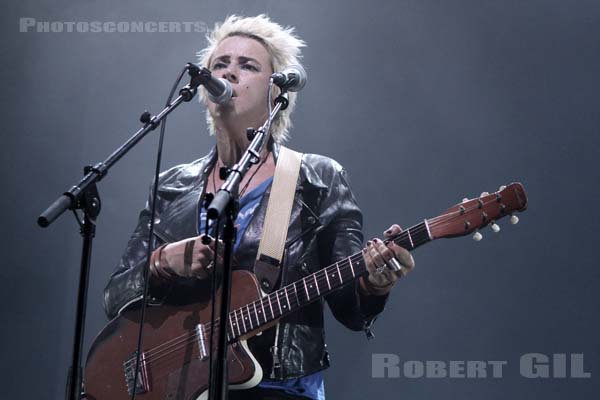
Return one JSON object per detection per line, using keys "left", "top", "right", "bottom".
{"left": 84, "top": 182, "right": 527, "bottom": 399}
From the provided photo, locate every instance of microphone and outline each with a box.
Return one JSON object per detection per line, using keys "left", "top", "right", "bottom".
{"left": 271, "top": 64, "right": 307, "bottom": 92}
{"left": 186, "top": 63, "right": 233, "bottom": 104}
{"left": 204, "top": 75, "right": 233, "bottom": 105}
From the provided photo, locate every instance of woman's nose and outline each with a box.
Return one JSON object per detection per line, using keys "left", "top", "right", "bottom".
{"left": 221, "top": 68, "right": 238, "bottom": 84}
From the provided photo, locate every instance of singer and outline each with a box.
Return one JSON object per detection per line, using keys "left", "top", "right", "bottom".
{"left": 103, "top": 15, "right": 414, "bottom": 400}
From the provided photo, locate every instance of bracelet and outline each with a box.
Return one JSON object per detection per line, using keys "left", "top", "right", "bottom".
{"left": 150, "top": 243, "right": 170, "bottom": 281}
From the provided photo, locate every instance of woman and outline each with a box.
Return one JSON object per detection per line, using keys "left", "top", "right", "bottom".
{"left": 104, "top": 15, "right": 415, "bottom": 400}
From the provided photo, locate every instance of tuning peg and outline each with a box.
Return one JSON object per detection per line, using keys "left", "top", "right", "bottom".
{"left": 510, "top": 215, "right": 519, "bottom": 225}
{"left": 480, "top": 191, "right": 489, "bottom": 197}
{"left": 472, "top": 231, "right": 483, "bottom": 241}
{"left": 498, "top": 185, "right": 507, "bottom": 191}
{"left": 462, "top": 198, "right": 469, "bottom": 203}
{"left": 491, "top": 222, "right": 500, "bottom": 232}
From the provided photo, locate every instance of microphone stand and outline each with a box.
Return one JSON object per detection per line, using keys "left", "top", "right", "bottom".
{"left": 205, "top": 92, "right": 289, "bottom": 400}
{"left": 37, "top": 63, "right": 214, "bottom": 400}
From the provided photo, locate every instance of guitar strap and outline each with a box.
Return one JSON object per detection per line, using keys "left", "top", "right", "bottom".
{"left": 253, "top": 145, "right": 303, "bottom": 293}
{"left": 253, "top": 145, "right": 302, "bottom": 379}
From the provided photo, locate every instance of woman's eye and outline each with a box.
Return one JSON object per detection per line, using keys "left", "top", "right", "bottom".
{"left": 242, "top": 64, "right": 258, "bottom": 71}
{"left": 212, "top": 63, "right": 226, "bottom": 69}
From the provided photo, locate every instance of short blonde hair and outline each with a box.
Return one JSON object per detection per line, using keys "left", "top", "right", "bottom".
{"left": 197, "top": 15, "right": 306, "bottom": 143}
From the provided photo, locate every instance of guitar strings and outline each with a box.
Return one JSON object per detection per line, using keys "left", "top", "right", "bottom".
{"left": 121, "top": 247, "right": 376, "bottom": 369}
{"left": 122, "top": 219, "right": 450, "bottom": 367}
{"left": 121, "top": 226, "right": 431, "bottom": 369}
{"left": 122, "top": 196, "right": 512, "bottom": 368}
{"left": 122, "top": 219, "right": 448, "bottom": 368}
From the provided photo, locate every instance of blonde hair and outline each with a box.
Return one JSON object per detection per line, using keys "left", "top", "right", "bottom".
{"left": 197, "top": 15, "right": 306, "bottom": 143}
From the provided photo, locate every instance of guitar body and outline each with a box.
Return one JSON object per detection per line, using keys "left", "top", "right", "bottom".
{"left": 84, "top": 270, "right": 265, "bottom": 400}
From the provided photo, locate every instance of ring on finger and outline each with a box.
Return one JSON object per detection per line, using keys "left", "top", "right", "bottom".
{"left": 375, "top": 264, "right": 386, "bottom": 274}
{"left": 386, "top": 257, "right": 403, "bottom": 272}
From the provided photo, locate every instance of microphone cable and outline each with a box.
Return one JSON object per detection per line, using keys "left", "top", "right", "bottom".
{"left": 130, "top": 64, "right": 190, "bottom": 400}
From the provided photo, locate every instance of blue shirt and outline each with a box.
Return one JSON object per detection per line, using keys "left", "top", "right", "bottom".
{"left": 199, "top": 177, "right": 325, "bottom": 400}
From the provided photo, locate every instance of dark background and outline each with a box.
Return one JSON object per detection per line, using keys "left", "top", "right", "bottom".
{"left": 2, "top": 0, "right": 599, "bottom": 399}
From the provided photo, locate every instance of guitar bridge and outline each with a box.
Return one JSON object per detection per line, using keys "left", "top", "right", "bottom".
{"left": 123, "top": 351, "right": 150, "bottom": 395}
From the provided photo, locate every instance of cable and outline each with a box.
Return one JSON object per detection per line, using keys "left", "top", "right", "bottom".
{"left": 130, "top": 64, "right": 189, "bottom": 400}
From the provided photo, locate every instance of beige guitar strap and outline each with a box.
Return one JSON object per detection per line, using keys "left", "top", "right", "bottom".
{"left": 253, "top": 145, "right": 303, "bottom": 293}
{"left": 253, "top": 145, "right": 303, "bottom": 379}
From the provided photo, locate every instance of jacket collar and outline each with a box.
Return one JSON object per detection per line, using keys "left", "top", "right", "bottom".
{"left": 153, "top": 142, "right": 327, "bottom": 243}
{"left": 189, "top": 143, "right": 327, "bottom": 190}
{"left": 273, "top": 142, "right": 327, "bottom": 191}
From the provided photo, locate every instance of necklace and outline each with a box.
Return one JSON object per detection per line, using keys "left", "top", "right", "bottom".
{"left": 212, "top": 153, "right": 269, "bottom": 198}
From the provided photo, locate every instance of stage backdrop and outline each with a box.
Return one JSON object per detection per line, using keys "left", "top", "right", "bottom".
{"left": 2, "top": 0, "right": 599, "bottom": 399}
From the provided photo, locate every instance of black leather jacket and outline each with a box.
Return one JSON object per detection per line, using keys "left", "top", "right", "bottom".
{"left": 103, "top": 145, "right": 389, "bottom": 380}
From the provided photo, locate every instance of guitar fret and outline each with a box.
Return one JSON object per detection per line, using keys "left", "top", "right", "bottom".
{"left": 240, "top": 308, "right": 247, "bottom": 333}
{"left": 324, "top": 267, "right": 331, "bottom": 290}
{"left": 336, "top": 262, "right": 343, "bottom": 284}
{"left": 292, "top": 282, "right": 301, "bottom": 306}
{"left": 275, "top": 291, "right": 282, "bottom": 316}
{"left": 424, "top": 219, "right": 432, "bottom": 240}
{"left": 237, "top": 310, "right": 242, "bottom": 336}
{"left": 246, "top": 305, "right": 254, "bottom": 330}
{"left": 284, "top": 287, "right": 291, "bottom": 311}
{"left": 407, "top": 228, "right": 414, "bottom": 249}
{"left": 413, "top": 223, "right": 431, "bottom": 247}
{"left": 303, "top": 278, "right": 310, "bottom": 301}
{"left": 267, "top": 294, "right": 274, "bottom": 319}
{"left": 313, "top": 274, "right": 320, "bottom": 296}
{"left": 259, "top": 298, "right": 267, "bottom": 324}
{"left": 349, "top": 257, "right": 355, "bottom": 278}
{"left": 230, "top": 311, "right": 235, "bottom": 337}
{"left": 251, "top": 301, "right": 258, "bottom": 325}
{"left": 253, "top": 303, "right": 259, "bottom": 328}
{"left": 229, "top": 315, "right": 235, "bottom": 338}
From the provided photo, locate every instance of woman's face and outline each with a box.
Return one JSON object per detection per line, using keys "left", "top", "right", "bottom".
{"left": 207, "top": 35, "right": 274, "bottom": 131}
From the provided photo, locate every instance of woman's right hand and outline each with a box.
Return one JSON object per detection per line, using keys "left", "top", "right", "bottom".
{"left": 152, "top": 236, "right": 223, "bottom": 280}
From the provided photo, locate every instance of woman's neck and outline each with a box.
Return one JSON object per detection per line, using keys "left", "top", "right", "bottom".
{"left": 215, "top": 128, "right": 271, "bottom": 167}
{"left": 215, "top": 128, "right": 248, "bottom": 166}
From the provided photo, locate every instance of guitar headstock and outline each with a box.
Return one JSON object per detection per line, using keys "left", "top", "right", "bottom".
{"left": 428, "top": 182, "right": 528, "bottom": 240}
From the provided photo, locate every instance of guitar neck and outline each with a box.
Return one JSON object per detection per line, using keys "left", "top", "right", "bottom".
{"left": 226, "top": 221, "right": 432, "bottom": 341}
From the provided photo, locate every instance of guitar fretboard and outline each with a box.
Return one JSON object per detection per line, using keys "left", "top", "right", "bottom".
{"left": 225, "top": 220, "right": 432, "bottom": 341}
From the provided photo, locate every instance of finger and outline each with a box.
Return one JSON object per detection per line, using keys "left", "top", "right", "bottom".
{"left": 206, "top": 238, "right": 226, "bottom": 257}
{"left": 364, "top": 241, "right": 387, "bottom": 280}
{"left": 373, "top": 238, "right": 414, "bottom": 281}
{"left": 362, "top": 242, "right": 377, "bottom": 274}
{"left": 373, "top": 238, "right": 396, "bottom": 263}
{"left": 195, "top": 244, "right": 215, "bottom": 265}
{"left": 372, "top": 240, "right": 399, "bottom": 283}
{"left": 383, "top": 224, "right": 403, "bottom": 238}
{"left": 368, "top": 241, "right": 387, "bottom": 269}
{"left": 370, "top": 241, "right": 401, "bottom": 285}
{"left": 183, "top": 239, "right": 195, "bottom": 276}
{"left": 388, "top": 243, "right": 415, "bottom": 270}
{"left": 363, "top": 246, "right": 391, "bottom": 286}
{"left": 216, "top": 240, "right": 225, "bottom": 257}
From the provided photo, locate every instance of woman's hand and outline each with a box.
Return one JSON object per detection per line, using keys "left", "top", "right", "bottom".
{"left": 360, "top": 224, "right": 416, "bottom": 296}
{"left": 151, "top": 236, "right": 223, "bottom": 281}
